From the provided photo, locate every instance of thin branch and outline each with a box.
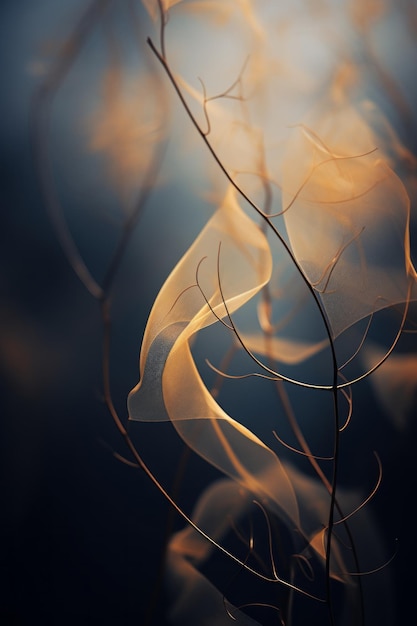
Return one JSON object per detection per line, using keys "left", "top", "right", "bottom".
{"left": 334, "top": 452, "right": 382, "bottom": 526}
{"left": 31, "top": 0, "right": 112, "bottom": 299}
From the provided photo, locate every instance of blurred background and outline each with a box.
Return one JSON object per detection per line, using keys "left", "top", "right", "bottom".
{"left": 1, "top": 1, "right": 417, "bottom": 625}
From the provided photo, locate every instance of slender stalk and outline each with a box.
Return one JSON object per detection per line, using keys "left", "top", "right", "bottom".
{"left": 31, "top": 0, "right": 113, "bottom": 299}
{"left": 147, "top": 34, "right": 343, "bottom": 622}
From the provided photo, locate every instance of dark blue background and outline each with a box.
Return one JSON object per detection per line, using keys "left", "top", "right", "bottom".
{"left": 1, "top": 2, "right": 417, "bottom": 625}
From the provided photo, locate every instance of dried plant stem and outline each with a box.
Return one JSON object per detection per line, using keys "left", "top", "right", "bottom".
{"left": 31, "top": 0, "right": 112, "bottom": 299}
{"left": 147, "top": 31, "right": 344, "bottom": 626}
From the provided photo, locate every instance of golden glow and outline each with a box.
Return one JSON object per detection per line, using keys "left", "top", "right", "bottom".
{"left": 35, "top": 0, "right": 417, "bottom": 623}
